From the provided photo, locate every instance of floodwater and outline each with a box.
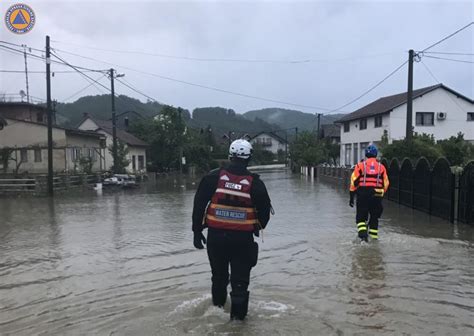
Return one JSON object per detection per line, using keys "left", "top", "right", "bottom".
{"left": 1, "top": 170, "right": 473, "bottom": 336}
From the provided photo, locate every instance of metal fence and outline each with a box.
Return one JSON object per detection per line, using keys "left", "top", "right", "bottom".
{"left": 458, "top": 161, "right": 474, "bottom": 224}
{"left": 313, "top": 157, "right": 474, "bottom": 224}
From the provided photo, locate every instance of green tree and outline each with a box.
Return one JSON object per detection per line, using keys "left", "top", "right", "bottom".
{"left": 251, "top": 143, "right": 275, "bottom": 165}
{"left": 437, "top": 133, "right": 474, "bottom": 166}
{"left": 289, "top": 131, "right": 326, "bottom": 165}
{"left": 109, "top": 140, "right": 130, "bottom": 173}
{"left": 380, "top": 133, "right": 441, "bottom": 164}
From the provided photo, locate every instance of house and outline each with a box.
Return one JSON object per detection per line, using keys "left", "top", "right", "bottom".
{"left": 249, "top": 131, "right": 288, "bottom": 155}
{"left": 0, "top": 102, "right": 105, "bottom": 174}
{"left": 337, "top": 84, "right": 474, "bottom": 166}
{"left": 320, "top": 124, "right": 341, "bottom": 144}
{"left": 0, "top": 120, "right": 105, "bottom": 174}
{"left": 77, "top": 114, "right": 148, "bottom": 172}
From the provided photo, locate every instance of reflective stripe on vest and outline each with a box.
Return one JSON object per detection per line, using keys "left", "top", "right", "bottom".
{"left": 360, "top": 159, "right": 383, "bottom": 188}
{"left": 206, "top": 169, "right": 258, "bottom": 231}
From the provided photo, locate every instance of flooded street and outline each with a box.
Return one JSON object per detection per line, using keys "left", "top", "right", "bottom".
{"left": 1, "top": 170, "right": 473, "bottom": 335}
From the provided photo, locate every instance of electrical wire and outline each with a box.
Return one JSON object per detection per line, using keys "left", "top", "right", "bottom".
{"left": 419, "top": 60, "right": 470, "bottom": 114}
{"left": 423, "top": 55, "right": 474, "bottom": 64}
{"left": 423, "top": 51, "right": 474, "bottom": 56}
{"left": 421, "top": 22, "right": 474, "bottom": 52}
{"left": 0, "top": 69, "right": 103, "bottom": 73}
{"left": 49, "top": 47, "right": 341, "bottom": 112}
{"left": 324, "top": 60, "right": 409, "bottom": 114}
{"left": 115, "top": 77, "right": 159, "bottom": 103}
{"left": 62, "top": 73, "right": 107, "bottom": 102}
{"left": 51, "top": 39, "right": 401, "bottom": 64}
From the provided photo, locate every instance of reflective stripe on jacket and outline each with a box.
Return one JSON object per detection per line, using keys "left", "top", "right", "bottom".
{"left": 206, "top": 169, "right": 259, "bottom": 231}
{"left": 350, "top": 158, "right": 390, "bottom": 194}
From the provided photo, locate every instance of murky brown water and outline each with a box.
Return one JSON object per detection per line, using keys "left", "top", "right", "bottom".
{"left": 1, "top": 170, "right": 473, "bottom": 335}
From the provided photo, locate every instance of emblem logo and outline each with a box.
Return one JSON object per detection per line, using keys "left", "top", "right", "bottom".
{"left": 5, "top": 4, "right": 35, "bottom": 34}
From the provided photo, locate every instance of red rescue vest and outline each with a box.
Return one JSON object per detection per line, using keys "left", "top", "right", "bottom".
{"left": 358, "top": 158, "right": 384, "bottom": 188}
{"left": 205, "top": 169, "right": 259, "bottom": 231}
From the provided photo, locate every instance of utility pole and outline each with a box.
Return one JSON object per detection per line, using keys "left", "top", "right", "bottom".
{"left": 22, "top": 44, "right": 30, "bottom": 103}
{"left": 45, "top": 36, "right": 53, "bottom": 196}
{"left": 110, "top": 68, "right": 118, "bottom": 173}
{"left": 406, "top": 49, "right": 414, "bottom": 141}
{"left": 317, "top": 113, "right": 321, "bottom": 139}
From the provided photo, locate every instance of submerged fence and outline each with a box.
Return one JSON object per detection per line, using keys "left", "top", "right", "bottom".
{"left": 304, "top": 158, "right": 474, "bottom": 225}
{"left": 0, "top": 174, "right": 100, "bottom": 196}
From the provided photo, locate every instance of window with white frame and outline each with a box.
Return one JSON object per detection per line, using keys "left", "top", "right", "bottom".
{"left": 374, "top": 115, "right": 383, "bottom": 128}
{"left": 344, "top": 144, "right": 351, "bottom": 166}
{"left": 360, "top": 142, "right": 369, "bottom": 160}
{"left": 467, "top": 112, "right": 474, "bottom": 121}
{"left": 359, "top": 118, "right": 367, "bottom": 130}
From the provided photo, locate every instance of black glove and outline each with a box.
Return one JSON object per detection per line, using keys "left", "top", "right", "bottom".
{"left": 193, "top": 232, "right": 206, "bottom": 249}
{"left": 349, "top": 191, "right": 355, "bottom": 208}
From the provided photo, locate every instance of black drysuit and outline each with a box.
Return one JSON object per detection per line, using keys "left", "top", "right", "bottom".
{"left": 192, "top": 160, "right": 271, "bottom": 319}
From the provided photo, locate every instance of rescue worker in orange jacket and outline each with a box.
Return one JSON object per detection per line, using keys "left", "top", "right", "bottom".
{"left": 349, "top": 144, "right": 389, "bottom": 242}
{"left": 192, "top": 139, "right": 272, "bottom": 320}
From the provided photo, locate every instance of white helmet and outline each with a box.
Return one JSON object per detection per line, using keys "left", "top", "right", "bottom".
{"left": 229, "top": 139, "right": 253, "bottom": 159}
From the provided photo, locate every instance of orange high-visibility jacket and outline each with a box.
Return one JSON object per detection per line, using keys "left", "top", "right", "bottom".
{"left": 350, "top": 158, "right": 389, "bottom": 195}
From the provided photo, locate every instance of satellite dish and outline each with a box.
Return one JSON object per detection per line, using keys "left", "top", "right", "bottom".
{"left": 19, "top": 90, "right": 26, "bottom": 97}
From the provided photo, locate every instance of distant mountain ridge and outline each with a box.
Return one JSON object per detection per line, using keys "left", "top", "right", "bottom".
{"left": 55, "top": 95, "right": 346, "bottom": 137}
{"left": 243, "top": 108, "right": 345, "bottom": 131}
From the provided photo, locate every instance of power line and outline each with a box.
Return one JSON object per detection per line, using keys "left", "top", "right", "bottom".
{"left": 419, "top": 60, "right": 469, "bottom": 114}
{"left": 115, "top": 77, "right": 159, "bottom": 103}
{"left": 324, "top": 60, "right": 409, "bottom": 114}
{"left": 424, "top": 51, "right": 474, "bottom": 56}
{"left": 421, "top": 22, "right": 474, "bottom": 52}
{"left": 0, "top": 69, "right": 103, "bottom": 73}
{"left": 50, "top": 47, "right": 341, "bottom": 112}
{"left": 62, "top": 73, "right": 107, "bottom": 102}
{"left": 0, "top": 43, "right": 107, "bottom": 73}
{"left": 51, "top": 39, "right": 401, "bottom": 64}
{"left": 423, "top": 55, "right": 474, "bottom": 64}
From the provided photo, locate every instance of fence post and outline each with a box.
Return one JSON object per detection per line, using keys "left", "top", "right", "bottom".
{"left": 450, "top": 173, "right": 455, "bottom": 223}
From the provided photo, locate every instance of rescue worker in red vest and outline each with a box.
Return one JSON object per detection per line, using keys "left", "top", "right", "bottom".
{"left": 192, "top": 139, "right": 272, "bottom": 320}
{"left": 349, "top": 144, "right": 389, "bottom": 242}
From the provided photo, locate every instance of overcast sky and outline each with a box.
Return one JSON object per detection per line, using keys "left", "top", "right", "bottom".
{"left": 0, "top": 0, "right": 473, "bottom": 115}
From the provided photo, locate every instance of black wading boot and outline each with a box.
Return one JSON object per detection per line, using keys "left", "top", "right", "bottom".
{"left": 230, "top": 291, "right": 249, "bottom": 320}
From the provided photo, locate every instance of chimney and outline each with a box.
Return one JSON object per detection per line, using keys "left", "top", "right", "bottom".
{"left": 83, "top": 112, "right": 89, "bottom": 119}
{"left": 124, "top": 116, "right": 129, "bottom": 130}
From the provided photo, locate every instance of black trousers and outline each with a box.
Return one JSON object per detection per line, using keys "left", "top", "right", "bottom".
{"left": 206, "top": 228, "right": 258, "bottom": 319}
{"left": 356, "top": 189, "right": 383, "bottom": 239}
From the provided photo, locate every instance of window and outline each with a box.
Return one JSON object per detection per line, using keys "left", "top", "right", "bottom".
{"left": 72, "top": 148, "right": 81, "bottom": 161}
{"left": 344, "top": 144, "right": 351, "bottom": 166}
{"left": 138, "top": 155, "right": 145, "bottom": 170}
{"left": 132, "top": 155, "right": 136, "bottom": 171}
{"left": 353, "top": 143, "right": 358, "bottom": 165}
{"left": 343, "top": 122, "right": 350, "bottom": 132}
{"left": 416, "top": 112, "right": 434, "bottom": 126}
{"left": 360, "top": 142, "right": 369, "bottom": 160}
{"left": 20, "top": 149, "right": 28, "bottom": 162}
{"left": 359, "top": 119, "right": 367, "bottom": 130}
{"left": 374, "top": 115, "right": 383, "bottom": 128}
{"left": 34, "top": 148, "right": 42, "bottom": 162}
{"left": 468, "top": 112, "right": 474, "bottom": 121}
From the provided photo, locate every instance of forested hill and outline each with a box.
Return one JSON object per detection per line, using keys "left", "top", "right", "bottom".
{"left": 243, "top": 108, "right": 345, "bottom": 131}
{"left": 187, "top": 107, "right": 277, "bottom": 136}
{"left": 55, "top": 95, "right": 168, "bottom": 127}
{"left": 55, "top": 95, "right": 344, "bottom": 136}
